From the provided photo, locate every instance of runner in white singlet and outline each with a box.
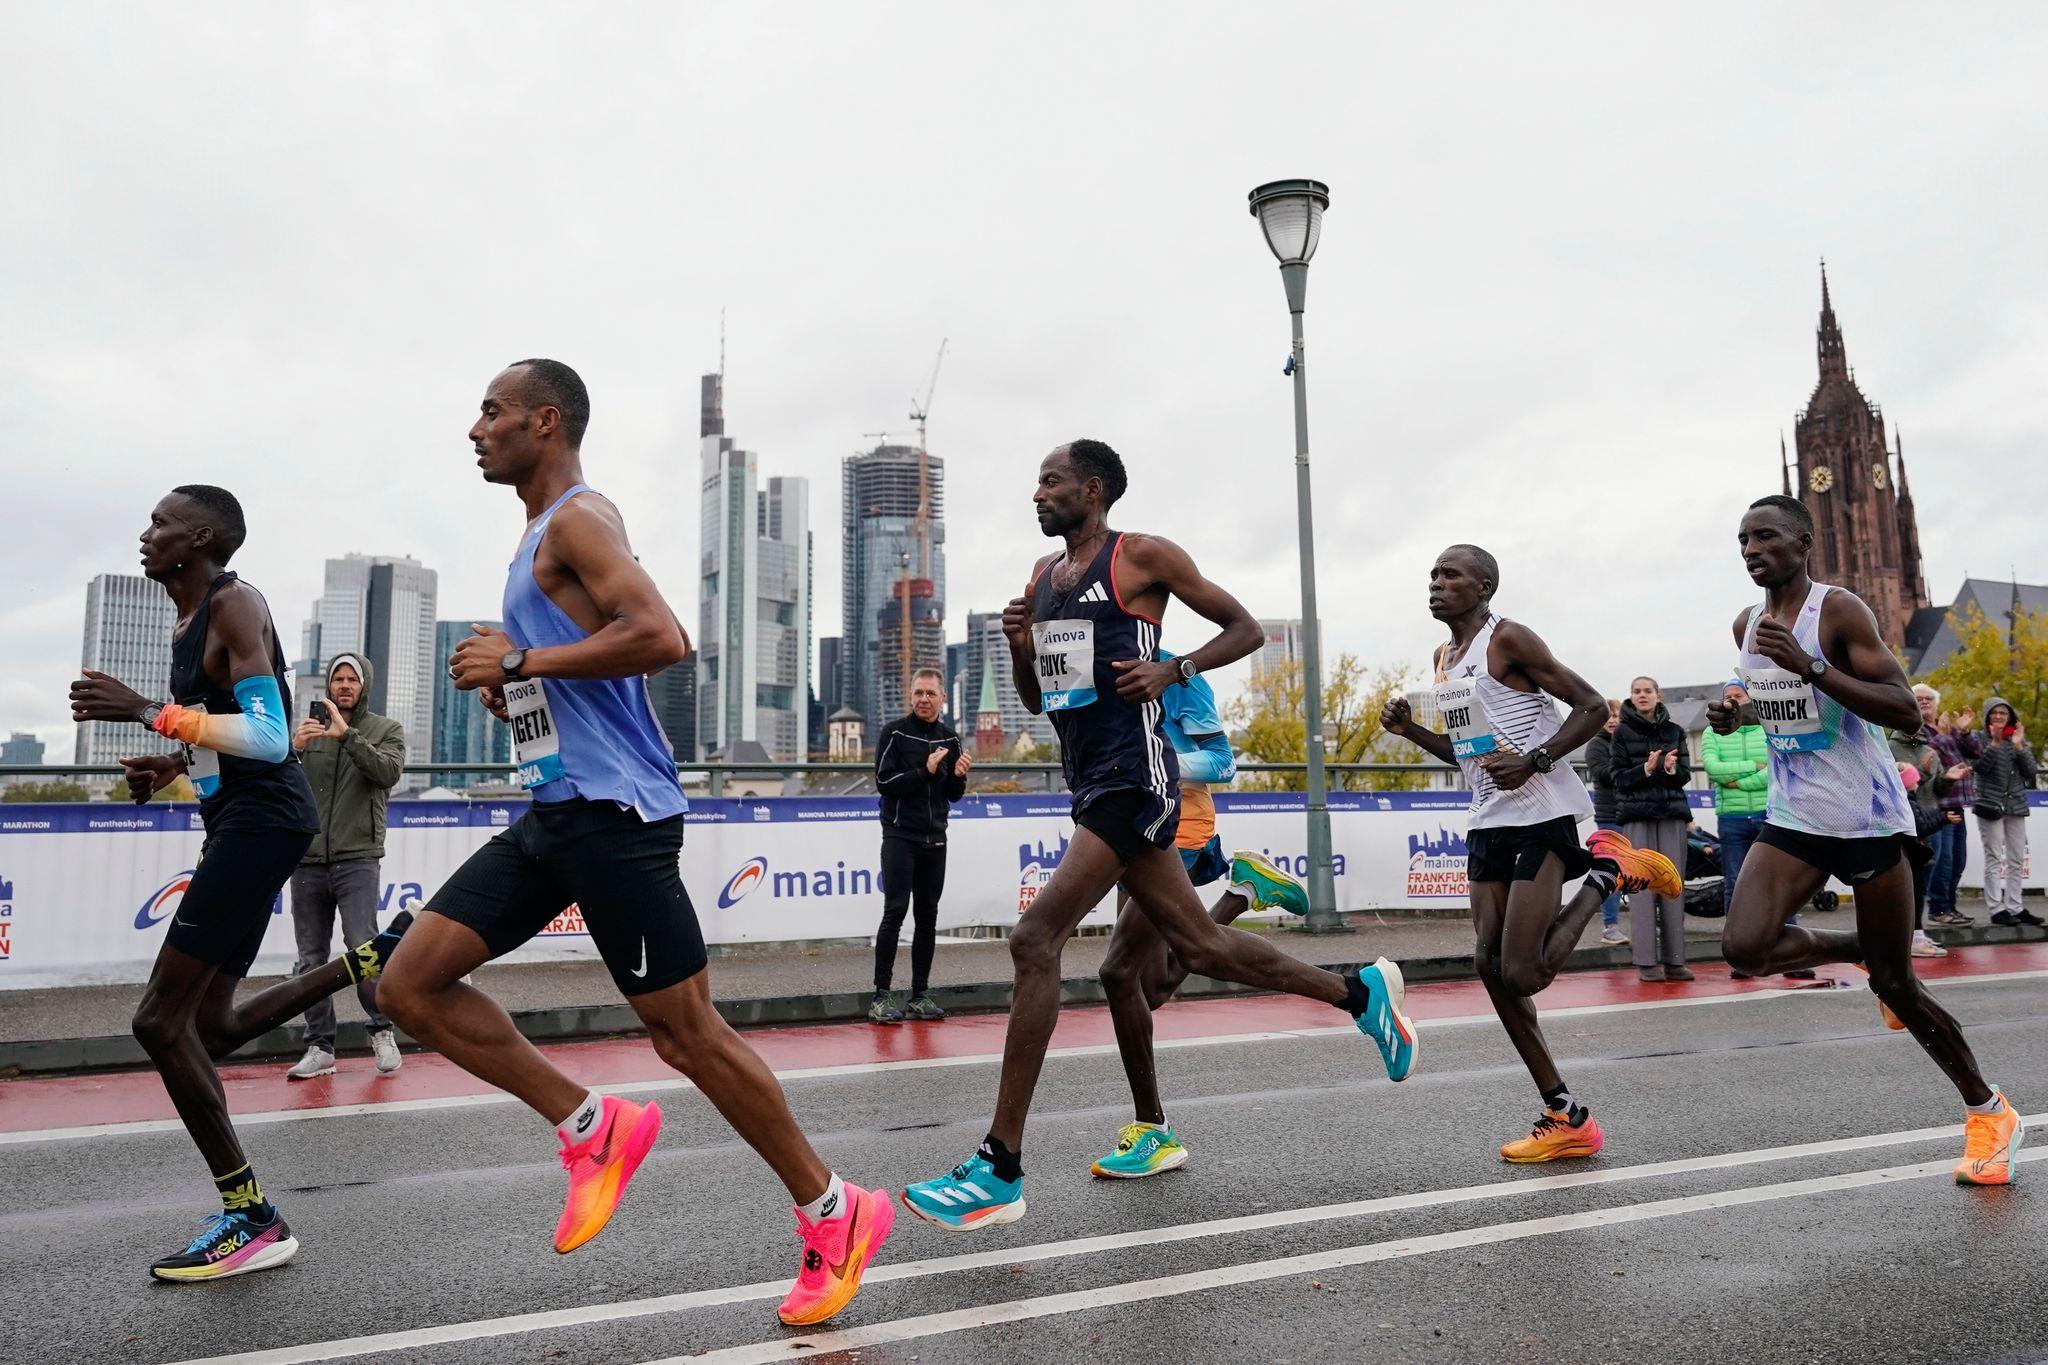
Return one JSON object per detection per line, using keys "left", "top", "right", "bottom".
{"left": 1710, "top": 495, "right": 2019, "bottom": 1186}
{"left": 1383, "top": 545, "right": 1681, "bottom": 1163}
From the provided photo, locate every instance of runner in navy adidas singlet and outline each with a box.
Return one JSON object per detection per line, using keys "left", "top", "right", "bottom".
{"left": 376, "top": 360, "right": 890, "bottom": 1327}
{"left": 903, "top": 440, "right": 1418, "bottom": 1230}
{"left": 70, "top": 485, "right": 413, "bottom": 1282}
{"left": 1709, "top": 495, "right": 2019, "bottom": 1185}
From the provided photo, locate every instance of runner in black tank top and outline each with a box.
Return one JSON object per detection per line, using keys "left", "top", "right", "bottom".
{"left": 70, "top": 486, "right": 412, "bottom": 1283}
{"left": 903, "top": 440, "right": 1421, "bottom": 1231}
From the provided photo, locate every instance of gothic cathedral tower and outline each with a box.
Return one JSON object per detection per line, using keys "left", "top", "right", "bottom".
{"left": 1786, "top": 265, "right": 1929, "bottom": 648}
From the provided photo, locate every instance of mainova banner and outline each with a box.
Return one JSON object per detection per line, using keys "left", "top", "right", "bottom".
{"left": 1, "top": 792, "right": 2037, "bottom": 988}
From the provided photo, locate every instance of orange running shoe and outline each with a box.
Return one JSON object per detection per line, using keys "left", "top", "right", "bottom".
{"left": 1501, "top": 1107, "right": 1605, "bottom": 1163}
{"left": 554, "top": 1095, "right": 664, "bottom": 1253}
{"left": 1586, "top": 828, "right": 1681, "bottom": 899}
{"left": 778, "top": 1181, "right": 896, "bottom": 1326}
{"left": 1956, "top": 1092, "right": 2024, "bottom": 1187}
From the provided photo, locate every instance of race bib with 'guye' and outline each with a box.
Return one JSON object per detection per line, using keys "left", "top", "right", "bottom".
{"left": 506, "top": 679, "right": 565, "bottom": 787}
{"left": 1032, "top": 619, "right": 1097, "bottom": 712}
{"left": 1433, "top": 676, "right": 1498, "bottom": 760}
{"left": 1739, "top": 667, "right": 1830, "bottom": 753}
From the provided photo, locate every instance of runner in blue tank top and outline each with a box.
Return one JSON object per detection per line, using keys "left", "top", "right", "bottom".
{"left": 904, "top": 440, "right": 1418, "bottom": 1231}
{"left": 378, "top": 360, "right": 891, "bottom": 1327}
{"left": 1709, "top": 495, "right": 2019, "bottom": 1185}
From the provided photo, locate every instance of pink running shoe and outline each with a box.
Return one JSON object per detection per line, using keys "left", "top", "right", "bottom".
{"left": 554, "top": 1096, "right": 664, "bottom": 1253}
{"left": 777, "top": 1181, "right": 896, "bottom": 1326}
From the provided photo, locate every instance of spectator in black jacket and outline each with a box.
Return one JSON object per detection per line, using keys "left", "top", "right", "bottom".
{"left": 1609, "top": 677, "right": 1693, "bottom": 982}
{"left": 870, "top": 668, "right": 971, "bottom": 1023}
{"left": 1584, "top": 699, "right": 1627, "bottom": 945}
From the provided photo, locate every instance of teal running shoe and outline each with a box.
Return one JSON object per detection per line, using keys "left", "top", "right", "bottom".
{"left": 1354, "top": 957, "right": 1419, "bottom": 1082}
{"left": 1091, "top": 1122, "right": 1189, "bottom": 1179}
{"left": 901, "top": 1152, "right": 1026, "bottom": 1231}
{"left": 1230, "top": 850, "right": 1311, "bottom": 916}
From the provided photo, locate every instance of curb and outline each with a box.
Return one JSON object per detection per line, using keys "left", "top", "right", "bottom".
{"left": 4, "top": 922, "right": 2037, "bottom": 1078}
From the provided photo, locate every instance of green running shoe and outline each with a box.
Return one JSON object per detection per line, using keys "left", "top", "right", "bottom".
{"left": 1229, "top": 850, "right": 1311, "bottom": 915}
{"left": 867, "top": 993, "right": 905, "bottom": 1025}
{"left": 1090, "top": 1122, "right": 1189, "bottom": 1179}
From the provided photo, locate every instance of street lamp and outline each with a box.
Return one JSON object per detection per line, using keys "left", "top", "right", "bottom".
{"left": 1247, "top": 178, "right": 1347, "bottom": 935}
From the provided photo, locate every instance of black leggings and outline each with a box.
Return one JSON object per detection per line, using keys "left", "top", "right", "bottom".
{"left": 876, "top": 839, "right": 947, "bottom": 994}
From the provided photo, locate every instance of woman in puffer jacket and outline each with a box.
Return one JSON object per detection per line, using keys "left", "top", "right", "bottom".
{"left": 1608, "top": 676, "right": 1693, "bottom": 982}
{"left": 1974, "top": 696, "right": 2039, "bottom": 927}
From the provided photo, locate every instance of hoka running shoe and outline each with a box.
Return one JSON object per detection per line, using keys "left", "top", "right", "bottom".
{"left": 554, "top": 1095, "right": 663, "bottom": 1253}
{"left": 1501, "top": 1107, "right": 1606, "bottom": 1163}
{"left": 150, "top": 1210, "right": 298, "bottom": 1282}
{"left": 1229, "top": 851, "right": 1311, "bottom": 916}
{"left": 1956, "top": 1091, "right": 2024, "bottom": 1187}
{"left": 1091, "top": 1122, "right": 1189, "bottom": 1179}
{"left": 1586, "top": 828, "right": 1682, "bottom": 899}
{"left": 777, "top": 1181, "right": 895, "bottom": 1325}
{"left": 902, "top": 1153, "right": 1025, "bottom": 1231}
{"left": 1353, "top": 957, "right": 1419, "bottom": 1082}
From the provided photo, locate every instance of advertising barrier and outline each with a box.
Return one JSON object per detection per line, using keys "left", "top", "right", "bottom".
{"left": 1, "top": 792, "right": 2038, "bottom": 988}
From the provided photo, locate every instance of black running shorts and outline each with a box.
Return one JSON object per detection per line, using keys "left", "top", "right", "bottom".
{"left": 165, "top": 827, "right": 315, "bottom": 978}
{"left": 1466, "top": 815, "right": 1592, "bottom": 885}
{"left": 1075, "top": 788, "right": 1178, "bottom": 866}
{"left": 426, "top": 798, "right": 706, "bottom": 995}
{"left": 1757, "top": 823, "right": 1905, "bottom": 886}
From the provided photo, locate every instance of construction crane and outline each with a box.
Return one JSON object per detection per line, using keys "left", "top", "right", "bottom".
{"left": 895, "top": 340, "right": 948, "bottom": 716}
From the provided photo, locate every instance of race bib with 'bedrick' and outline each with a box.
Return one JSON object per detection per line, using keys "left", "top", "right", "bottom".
{"left": 1433, "top": 676, "right": 1498, "bottom": 760}
{"left": 506, "top": 678, "right": 565, "bottom": 787}
{"left": 1032, "top": 619, "right": 1097, "bottom": 712}
{"left": 183, "top": 703, "right": 221, "bottom": 798}
{"left": 1739, "top": 666, "right": 1831, "bottom": 753}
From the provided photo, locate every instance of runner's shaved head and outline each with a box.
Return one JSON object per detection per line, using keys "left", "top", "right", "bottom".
{"left": 1444, "top": 544, "right": 1499, "bottom": 599}
{"left": 169, "top": 484, "right": 248, "bottom": 562}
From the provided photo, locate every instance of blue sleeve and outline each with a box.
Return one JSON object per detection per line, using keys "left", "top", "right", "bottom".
{"left": 232, "top": 674, "right": 293, "bottom": 763}
{"left": 1178, "top": 731, "right": 1236, "bottom": 784}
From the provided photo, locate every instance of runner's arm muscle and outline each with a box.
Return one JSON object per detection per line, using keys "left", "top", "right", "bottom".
{"left": 1118, "top": 535, "right": 1262, "bottom": 675}
{"left": 516, "top": 501, "right": 687, "bottom": 681}
{"left": 146, "top": 586, "right": 291, "bottom": 760}
{"left": 1495, "top": 621, "right": 1607, "bottom": 758}
{"left": 1816, "top": 592, "right": 1920, "bottom": 732}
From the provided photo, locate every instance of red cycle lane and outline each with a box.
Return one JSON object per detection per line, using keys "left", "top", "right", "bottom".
{"left": 8, "top": 945, "right": 2047, "bottom": 1138}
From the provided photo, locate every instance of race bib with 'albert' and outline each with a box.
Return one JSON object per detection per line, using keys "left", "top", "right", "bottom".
{"left": 1032, "top": 619, "right": 1097, "bottom": 712}
{"left": 1739, "top": 666, "right": 1831, "bottom": 753}
{"left": 184, "top": 703, "right": 221, "bottom": 798}
{"left": 1433, "top": 676, "right": 1498, "bottom": 760}
{"left": 506, "top": 679, "right": 565, "bottom": 787}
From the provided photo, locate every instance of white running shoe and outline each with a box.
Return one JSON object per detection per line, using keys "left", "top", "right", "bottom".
{"left": 286, "top": 1045, "right": 336, "bottom": 1080}
{"left": 1600, "top": 926, "right": 1627, "bottom": 946}
{"left": 1911, "top": 930, "right": 1948, "bottom": 959}
{"left": 371, "top": 1028, "right": 403, "bottom": 1074}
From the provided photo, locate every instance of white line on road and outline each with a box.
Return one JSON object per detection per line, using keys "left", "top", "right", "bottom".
{"left": 662, "top": 1148, "right": 2048, "bottom": 1365}
{"left": 163, "top": 1113, "right": 2037, "bottom": 1365}
{"left": 15, "top": 968, "right": 2042, "bottom": 1148}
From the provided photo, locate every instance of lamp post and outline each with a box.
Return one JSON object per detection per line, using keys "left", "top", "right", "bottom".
{"left": 1248, "top": 178, "right": 1347, "bottom": 934}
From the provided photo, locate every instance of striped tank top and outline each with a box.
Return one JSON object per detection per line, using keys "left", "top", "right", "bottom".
{"left": 1737, "top": 582, "right": 1911, "bottom": 838}
{"left": 1433, "top": 614, "right": 1592, "bottom": 831}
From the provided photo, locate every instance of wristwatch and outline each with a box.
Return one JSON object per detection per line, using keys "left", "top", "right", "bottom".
{"left": 1529, "top": 747, "right": 1555, "bottom": 774}
{"left": 1803, "top": 657, "right": 1829, "bottom": 684}
{"left": 1176, "top": 657, "right": 1199, "bottom": 683}
{"left": 139, "top": 701, "right": 165, "bottom": 730}
{"left": 501, "top": 649, "right": 528, "bottom": 681}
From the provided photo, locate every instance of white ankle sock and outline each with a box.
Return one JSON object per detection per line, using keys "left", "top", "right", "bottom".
{"left": 798, "top": 1172, "right": 848, "bottom": 1222}
{"left": 556, "top": 1091, "right": 605, "bottom": 1145}
{"left": 1967, "top": 1092, "right": 2005, "bottom": 1115}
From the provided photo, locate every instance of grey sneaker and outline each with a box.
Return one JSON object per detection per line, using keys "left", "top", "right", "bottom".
{"left": 904, "top": 994, "right": 948, "bottom": 1022}
{"left": 1599, "top": 926, "right": 1627, "bottom": 946}
{"left": 286, "top": 1045, "right": 336, "bottom": 1080}
{"left": 867, "top": 993, "right": 905, "bottom": 1025}
{"left": 371, "top": 1029, "right": 403, "bottom": 1074}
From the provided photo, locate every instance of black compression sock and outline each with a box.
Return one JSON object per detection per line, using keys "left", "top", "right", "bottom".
{"left": 978, "top": 1132, "right": 1023, "bottom": 1182}
{"left": 1342, "top": 972, "right": 1371, "bottom": 1017}
{"left": 1541, "top": 1086, "right": 1587, "bottom": 1123}
{"left": 214, "top": 1162, "right": 277, "bottom": 1223}
{"left": 1584, "top": 860, "right": 1620, "bottom": 897}
{"left": 344, "top": 910, "right": 414, "bottom": 984}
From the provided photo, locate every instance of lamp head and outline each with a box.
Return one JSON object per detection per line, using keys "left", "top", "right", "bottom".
{"left": 1248, "top": 179, "right": 1330, "bottom": 265}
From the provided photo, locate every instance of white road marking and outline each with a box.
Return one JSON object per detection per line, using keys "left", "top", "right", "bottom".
{"left": 666, "top": 1148, "right": 2048, "bottom": 1365}
{"left": 6, "top": 966, "right": 2043, "bottom": 1147}
{"left": 162, "top": 1113, "right": 2035, "bottom": 1365}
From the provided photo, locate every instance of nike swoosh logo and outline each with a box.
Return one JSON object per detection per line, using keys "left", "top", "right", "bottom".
{"left": 628, "top": 938, "right": 648, "bottom": 977}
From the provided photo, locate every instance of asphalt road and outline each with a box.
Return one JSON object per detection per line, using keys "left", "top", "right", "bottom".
{"left": 6, "top": 957, "right": 2048, "bottom": 1365}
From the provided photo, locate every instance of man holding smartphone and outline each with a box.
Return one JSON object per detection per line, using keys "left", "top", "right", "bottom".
{"left": 283, "top": 652, "right": 408, "bottom": 1078}
{"left": 870, "top": 666, "right": 970, "bottom": 1023}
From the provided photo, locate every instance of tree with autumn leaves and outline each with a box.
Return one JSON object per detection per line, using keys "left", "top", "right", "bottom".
{"left": 1224, "top": 654, "right": 1431, "bottom": 792}
{"left": 1920, "top": 603, "right": 2047, "bottom": 760}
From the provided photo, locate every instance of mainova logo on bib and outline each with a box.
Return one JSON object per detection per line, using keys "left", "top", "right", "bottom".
{"left": 1433, "top": 676, "right": 1497, "bottom": 760}
{"left": 1740, "top": 667, "right": 1830, "bottom": 753}
{"left": 1032, "top": 620, "right": 1096, "bottom": 712}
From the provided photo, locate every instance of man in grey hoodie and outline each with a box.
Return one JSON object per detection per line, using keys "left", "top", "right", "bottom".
{"left": 284, "top": 653, "right": 408, "bottom": 1077}
{"left": 1976, "top": 695, "right": 2039, "bottom": 927}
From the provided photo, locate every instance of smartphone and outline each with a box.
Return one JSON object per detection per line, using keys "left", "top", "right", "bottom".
{"left": 311, "top": 700, "right": 330, "bottom": 724}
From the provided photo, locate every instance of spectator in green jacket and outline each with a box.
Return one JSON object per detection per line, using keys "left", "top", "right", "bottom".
{"left": 1700, "top": 681, "right": 1768, "bottom": 918}
{"left": 284, "top": 653, "right": 408, "bottom": 1080}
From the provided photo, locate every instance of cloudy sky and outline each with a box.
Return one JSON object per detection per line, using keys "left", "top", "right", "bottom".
{"left": 5, "top": 4, "right": 2044, "bottom": 761}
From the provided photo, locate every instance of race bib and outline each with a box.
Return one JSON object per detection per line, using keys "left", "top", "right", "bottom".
{"left": 184, "top": 703, "right": 221, "bottom": 798}
{"left": 506, "top": 679, "right": 565, "bottom": 787}
{"left": 1740, "top": 666, "right": 1830, "bottom": 753}
{"left": 1032, "top": 619, "right": 1097, "bottom": 712}
{"left": 1433, "top": 676, "right": 1498, "bottom": 760}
